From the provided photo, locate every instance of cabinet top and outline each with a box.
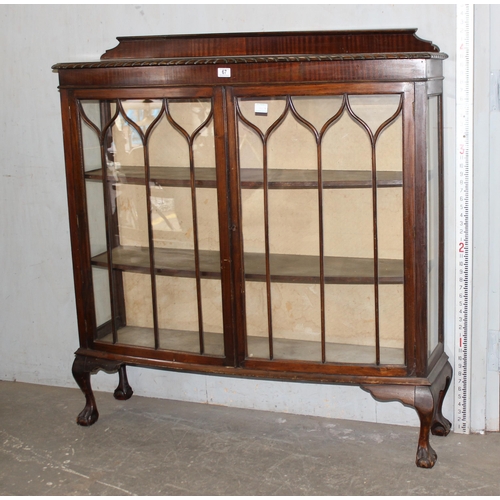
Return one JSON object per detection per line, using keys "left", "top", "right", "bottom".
{"left": 52, "top": 29, "right": 447, "bottom": 70}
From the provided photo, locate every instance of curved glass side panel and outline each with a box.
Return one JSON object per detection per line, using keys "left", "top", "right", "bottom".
{"left": 427, "top": 96, "right": 441, "bottom": 357}
{"left": 80, "top": 104, "right": 112, "bottom": 336}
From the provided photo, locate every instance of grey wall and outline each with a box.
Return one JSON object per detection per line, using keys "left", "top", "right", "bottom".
{"left": 3, "top": 4, "right": 494, "bottom": 430}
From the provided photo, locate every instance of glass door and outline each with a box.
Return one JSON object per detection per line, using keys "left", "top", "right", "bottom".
{"left": 234, "top": 87, "right": 407, "bottom": 369}
{"left": 77, "top": 90, "right": 228, "bottom": 363}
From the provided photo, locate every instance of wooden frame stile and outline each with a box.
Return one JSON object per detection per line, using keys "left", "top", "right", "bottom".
{"left": 54, "top": 30, "right": 453, "bottom": 468}
{"left": 225, "top": 85, "right": 248, "bottom": 368}
{"left": 437, "top": 91, "right": 445, "bottom": 352}
{"left": 431, "top": 88, "right": 446, "bottom": 369}
{"left": 61, "top": 89, "right": 96, "bottom": 351}
{"left": 101, "top": 100, "right": 127, "bottom": 344}
{"left": 413, "top": 80, "right": 431, "bottom": 378}
{"left": 401, "top": 82, "right": 417, "bottom": 376}
{"left": 212, "top": 85, "right": 237, "bottom": 368}
{"left": 98, "top": 100, "right": 123, "bottom": 346}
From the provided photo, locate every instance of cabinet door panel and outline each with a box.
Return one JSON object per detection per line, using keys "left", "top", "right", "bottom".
{"left": 235, "top": 90, "right": 406, "bottom": 367}
{"left": 79, "top": 95, "right": 225, "bottom": 359}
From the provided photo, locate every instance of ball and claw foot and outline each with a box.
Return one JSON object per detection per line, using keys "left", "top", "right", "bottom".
{"left": 114, "top": 365, "right": 133, "bottom": 401}
{"left": 361, "top": 360, "right": 452, "bottom": 469}
{"left": 76, "top": 404, "right": 99, "bottom": 426}
{"left": 431, "top": 416, "right": 452, "bottom": 437}
{"left": 114, "top": 383, "right": 133, "bottom": 400}
{"left": 416, "top": 444, "right": 437, "bottom": 469}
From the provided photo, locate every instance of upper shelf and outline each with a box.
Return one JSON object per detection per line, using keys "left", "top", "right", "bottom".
{"left": 85, "top": 166, "right": 402, "bottom": 189}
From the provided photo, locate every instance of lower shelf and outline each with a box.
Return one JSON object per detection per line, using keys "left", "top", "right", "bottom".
{"left": 98, "top": 326, "right": 404, "bottom": 365}
{"left": 248, "top": 336, "right": 404, "bottom": 365}
{"left": 100, "top": 326, "right": 225, "bottom": 356}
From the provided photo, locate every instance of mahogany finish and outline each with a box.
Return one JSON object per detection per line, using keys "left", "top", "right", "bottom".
{"left": 100, "top": 29, "right": 440, "bottom": 60}
{"left": 54, "top": 30, "right": 451, "bottom": 468}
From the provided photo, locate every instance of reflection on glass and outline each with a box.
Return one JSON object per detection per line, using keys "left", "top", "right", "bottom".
{"left": 105, "top": 109, "right": 155, "bottom": 348}
{"left": 81, "top": 111, "right": 101, "bottom": 173}
{"left": 86, "top": 181, "right": 107, "bottom": 257}
{"left": 81, "top": 107, "right": 111, "bottom": 333}
{"left": 122, "top": 99, "right": 162, "bottom": 136}
{"left": 92, "top": 266, "right": 112, "bottom": 337}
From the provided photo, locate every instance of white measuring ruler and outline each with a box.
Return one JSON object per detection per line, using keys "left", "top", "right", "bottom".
{"left": 454, "top": 4, "right": 473, "bottom": 434}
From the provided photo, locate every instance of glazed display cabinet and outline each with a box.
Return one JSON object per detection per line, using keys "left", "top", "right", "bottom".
{"left": 54, "top": 29, "right": 451, "bottom": 468}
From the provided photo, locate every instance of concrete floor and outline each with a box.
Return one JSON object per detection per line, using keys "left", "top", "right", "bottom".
{"left": 1, "top": 380, "right": 499, "bottom": 495}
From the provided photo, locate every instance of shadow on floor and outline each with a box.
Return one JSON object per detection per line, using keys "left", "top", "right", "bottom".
{"left": 1, "top": 380, "right": 498, "bottom": 495}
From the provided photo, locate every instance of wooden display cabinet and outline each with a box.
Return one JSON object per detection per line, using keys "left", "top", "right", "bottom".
{"left": 54, "top": 29, "right": 451, "bottom": 468}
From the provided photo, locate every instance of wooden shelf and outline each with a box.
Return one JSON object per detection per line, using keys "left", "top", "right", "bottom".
{"left": 91, "top": 245, "right": 403, "bottom": 284}
{"left": 85, "top": 166, "right": 402, "bottom": 189}
{"left": 92, "top": 246, "right": 222, "bottom": 279}
{"left": 247, "top": 335, "right": 404, "bottom": 365}
{"left": 240, "top": 168, "right": 402, "bottom": 189}
{"left": 97, "top": 326, "right": 404, "bottom": 365}
{"left": 99, "top": 326, "right": 225, "bottom": 356}
{"left": 85, "top": 166, "right": 218, "bottom": 188}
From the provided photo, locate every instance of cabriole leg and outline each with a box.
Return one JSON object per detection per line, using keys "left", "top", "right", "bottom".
{"left": 413, "top": 361, "right": 452, "bottom": 468}
{"left": 71, "top": 355, "right": 131, "bottom": 426}
{"left": 72, "top": 355, "right": 99, "bottom": 426}
{"left": 361, "top": 361, "right": 452, "bottom": 469}
{"left": 414, "top": 386, "right": 437, "bottom": 468}
{"left": 361, "top": 384, "right": 436, "bottom": 467}
{"left": 431, "top": 360, "right": 453, "bottom": 436}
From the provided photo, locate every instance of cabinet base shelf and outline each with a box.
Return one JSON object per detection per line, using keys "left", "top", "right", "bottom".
{"left": 97, "top": 325, "right": 404, "bottom": 365}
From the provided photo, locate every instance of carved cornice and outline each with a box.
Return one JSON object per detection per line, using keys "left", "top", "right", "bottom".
{"left": 52, "top": 52, "right": 447, "bottom": 70}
